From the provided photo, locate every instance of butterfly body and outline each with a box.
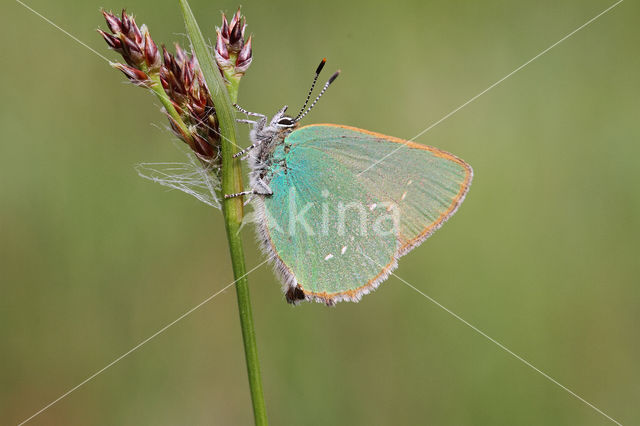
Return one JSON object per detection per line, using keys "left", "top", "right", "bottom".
{"left": 240, "top": 107, "right": 473, "bottom": 306}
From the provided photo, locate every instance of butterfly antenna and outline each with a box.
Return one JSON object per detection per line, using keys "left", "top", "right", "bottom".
{"left": 293, "top": 58, "right": 327, "bottom": 121}
{"left": 294, "top": 70, "right": 340, "bottom": 123}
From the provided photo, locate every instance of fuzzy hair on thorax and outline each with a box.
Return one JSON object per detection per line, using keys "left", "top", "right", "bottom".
{"left": 246, "top": 106, "right": 298, "bottom": 188}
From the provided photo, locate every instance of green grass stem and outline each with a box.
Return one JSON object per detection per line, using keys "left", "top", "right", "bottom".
{"left": 179, "top": 1, "right": 268, "bottom": 424}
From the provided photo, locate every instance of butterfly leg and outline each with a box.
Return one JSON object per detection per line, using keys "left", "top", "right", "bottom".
{"left": 224, "top": 180, "right": 273, "bottom": 199}
{"left": 233, "top": 104, "right": 266, "bottom": 119}
{"left": 233, "top": 139, "right": 264, "bottom": 158}
{"left": 224, "top": 190, "right": 257, "bottom": 199}
{"left": 224, "top": 188, "right": 272, "bottom": 199}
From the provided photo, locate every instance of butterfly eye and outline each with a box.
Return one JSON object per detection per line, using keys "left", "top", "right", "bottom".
{"left": 277, "top": 117, "right": 295, "bottom": 127}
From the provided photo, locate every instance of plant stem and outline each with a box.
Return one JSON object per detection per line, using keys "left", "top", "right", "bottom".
{"left": 145, "top": 73, "right": 196, "bottom": 149}
{"left": 179, "top": 1, "right": 267, "bottom": 424}
{"left": 221, "top": 83, "right": 268, "bottom": 426}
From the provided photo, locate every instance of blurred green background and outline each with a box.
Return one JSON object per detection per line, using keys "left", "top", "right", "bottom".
{"left": 2, "top": 0, "right": 638, "bottom": 424}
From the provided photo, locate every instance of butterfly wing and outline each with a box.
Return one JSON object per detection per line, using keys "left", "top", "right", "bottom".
{"left": 257, "top": 124, "right": 472, "bottom": 305}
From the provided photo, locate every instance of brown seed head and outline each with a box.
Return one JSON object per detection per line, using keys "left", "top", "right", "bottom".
{"left": 99, "top": 10, "right": 160, "bottom": 73}
{"left": 111, "top": 62, "right": 149, "bottom": 86}
{"left": 215, "top": 8, "right": 252, "bottom": 79}
{"left": 99, "top": 9, "right": 234, "bottom": 164}
{"left": 160, "top": 43, "right": 220, "bottom": 161}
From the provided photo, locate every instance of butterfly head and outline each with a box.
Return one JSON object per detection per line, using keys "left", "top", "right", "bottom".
{"left": 262, "top": 106, "right": 299, "bottom": 139}
{"left": 269, "top": 105, "right": 299, "bottom": 130}
{"left": 275, "top": 116, "right": 297, "bottom": 128}
{"left": 247, "top": 60, "right": 339, "bottom": 147}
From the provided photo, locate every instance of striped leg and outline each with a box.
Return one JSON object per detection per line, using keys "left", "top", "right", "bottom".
{"left": 233, "top": 139, "right": 264, "bottom": 158}
{"left": 237, "top": 118, "right": 257, "bottom": 125}
{"left": 233, "top": 104, "right": 266, "bottom": 118}
{"left": 224, "top": 179, "right": 273, "bottom": 198}
{"left": 224, "top": 189, "right": 272, "bottom": 199}
{"left": 224, "top": 190, "right": 257, "bottom": 199}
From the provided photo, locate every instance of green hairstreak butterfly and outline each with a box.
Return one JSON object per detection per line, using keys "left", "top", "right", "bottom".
{"left": 228, "top": 59, "right": 473, "bottom": 305}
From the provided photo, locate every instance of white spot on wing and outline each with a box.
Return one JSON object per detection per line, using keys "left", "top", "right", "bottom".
{"left": 341, "top": 246, "right": 347, "bottom": 255}
{"left": 324, "top": 253, "right": 334, "bottom": 261}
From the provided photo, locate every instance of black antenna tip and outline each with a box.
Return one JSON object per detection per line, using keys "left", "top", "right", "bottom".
{"left": 316, "top": 58, "right": 327, "bottom": 75}
{"left": 328, "top": 70, "right": 340, "bottom": 84}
